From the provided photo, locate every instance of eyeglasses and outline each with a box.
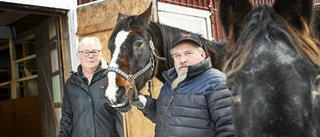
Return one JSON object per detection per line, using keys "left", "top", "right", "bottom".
{"left": 79, "top": 50, "right": 100, "bottom": 57}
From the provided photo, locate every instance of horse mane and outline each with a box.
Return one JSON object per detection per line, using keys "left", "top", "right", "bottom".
{"left": 150, "top": 22, "right": 184, "bottom": 69}
{"left": 150, "top": 22, "right": 226, "bottom": 70}
{"left": 224, "top": 5, "right": 320, "bottom": 77}
{"left": 202, "top": 40, "right": 226, "bottom": 71}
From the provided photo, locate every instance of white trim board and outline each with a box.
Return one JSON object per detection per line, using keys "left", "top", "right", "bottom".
{"left": 0, "top": 0, "right": 77, "bottom": 10}
{"left": 157, "top": 2, "right": 212, "bottom": 40}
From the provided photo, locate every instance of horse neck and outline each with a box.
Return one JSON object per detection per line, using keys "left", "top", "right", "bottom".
{"left": 149, "top": 21, "right": 185, "bottom": 67}
{"left": 147, "top": 22, "right": 169, "bottom": 82}
{"left": 148, "top": 22, "right": 185, "bottom": 82}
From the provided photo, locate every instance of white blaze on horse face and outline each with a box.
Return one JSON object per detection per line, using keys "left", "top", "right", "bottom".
{"left": 105, "top": 30, "right": 130, "bottom": 107}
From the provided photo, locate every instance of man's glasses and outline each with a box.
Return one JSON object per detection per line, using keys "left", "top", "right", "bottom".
{"left": 79, "top": 50, "right": 100, "bottom": 57}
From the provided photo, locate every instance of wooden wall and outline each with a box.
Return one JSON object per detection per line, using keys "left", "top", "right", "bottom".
{"left": 77, "top": 0, "right": 161, "bottom": 136}
{"left": 0, "top": 95, "right": 41, "bottom": 137}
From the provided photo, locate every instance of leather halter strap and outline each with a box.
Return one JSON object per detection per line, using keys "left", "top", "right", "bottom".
{"left": 106, "top": 40, "right": 165, "bottom": 101}
{"left": 107, "top": 56, "right": 154, "bottom": 100}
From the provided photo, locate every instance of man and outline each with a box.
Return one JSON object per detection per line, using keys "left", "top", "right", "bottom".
{"left": 59, "top": 37, "right": 123, "bottom": 137}
{"left": 132, "top": 32, "right": 235, "bottom": 137}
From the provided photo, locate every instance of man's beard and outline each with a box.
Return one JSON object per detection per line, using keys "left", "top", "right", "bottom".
{"left": 171, "top": 69, "right": 187, "bottom": 90}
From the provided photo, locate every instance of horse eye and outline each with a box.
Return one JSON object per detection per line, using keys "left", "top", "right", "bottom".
{"left": 134, "top": 41, "right": 143, "bottom": 48}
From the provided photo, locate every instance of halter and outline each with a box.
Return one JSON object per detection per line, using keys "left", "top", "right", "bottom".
{"left": 107, "top": 40, "right": 165, "bottom": 101}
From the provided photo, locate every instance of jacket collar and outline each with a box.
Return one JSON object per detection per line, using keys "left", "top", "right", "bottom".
{"left": 162, "top": 57, "right": 212, "bottom": 84}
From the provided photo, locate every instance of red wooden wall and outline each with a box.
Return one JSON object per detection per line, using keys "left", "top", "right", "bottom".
{"left": 250, "top": 0, "right": 275, "bottom": 5}
{"left": 158, "top": 0, "right": 209, "bottom": 11}
{"left": 78, "top": 0, "right": 96, "bottom": 5}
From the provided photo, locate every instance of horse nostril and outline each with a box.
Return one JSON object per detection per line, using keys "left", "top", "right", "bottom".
{"left": 117, "top": 85, "right": 126, "bottom": 98}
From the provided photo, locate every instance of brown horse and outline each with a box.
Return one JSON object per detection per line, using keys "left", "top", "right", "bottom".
{"left": 220, "top": 0, "right": 320, "bottom": 136}
{"left": 104, "top": 2, "right": 226, "bottom": 111}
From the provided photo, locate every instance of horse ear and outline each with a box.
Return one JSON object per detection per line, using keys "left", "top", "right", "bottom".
{"left": 273, "top": 0, "right": 313, "bottom": 30}
{"left": 117, "top": 13, "right": 126, "bottom": 23}
{"left": 219, "top": 0, "right": 252, "bottom": 38}
{"left": 137, "top": 2, "right": 153, "bottom": 25}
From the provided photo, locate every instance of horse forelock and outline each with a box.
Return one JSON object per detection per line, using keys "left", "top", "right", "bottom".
{"left": 109, "top": 16, "right": 133, "bottom": 48}
{"left": 130, "top": 25, "right": 151, "bottom": 39}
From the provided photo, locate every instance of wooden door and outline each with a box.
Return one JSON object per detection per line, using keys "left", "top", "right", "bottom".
{"left": 35, "top": 16, "right": 64, "bottom": 137}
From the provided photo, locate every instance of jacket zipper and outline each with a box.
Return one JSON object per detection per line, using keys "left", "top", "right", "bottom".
{"left": 163, "top": 89, "right": 176, "bottom": 136}
{"left": 87, "top": 84, "right": 97, "bottom": 136}
{"left": 169, "top": 92, "right": 175, "bottom": 104}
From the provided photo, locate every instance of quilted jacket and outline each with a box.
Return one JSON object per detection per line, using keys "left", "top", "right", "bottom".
{"left": 140, "top": 57, "right": 235, "bottom": 137}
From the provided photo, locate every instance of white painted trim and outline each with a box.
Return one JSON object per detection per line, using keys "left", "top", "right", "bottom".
{"left": 67, "top": 10, "right": 80, "bottom": 71}
{"left": 0, "top": 0, "right": 77, "bottom": 10}
{"left": 158, "top": 2, "right": 212, "bottom": 40}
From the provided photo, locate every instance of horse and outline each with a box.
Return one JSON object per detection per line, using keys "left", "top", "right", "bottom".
{"left": 104, "top": 2, "right": 226, "bottom": 111}
{"left": 219, "top": 0, "right": 320, "bottom": 136}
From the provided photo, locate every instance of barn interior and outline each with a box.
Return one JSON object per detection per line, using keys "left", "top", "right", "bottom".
{"left": 0, "top": 9, "right": 50, "bottom": 101}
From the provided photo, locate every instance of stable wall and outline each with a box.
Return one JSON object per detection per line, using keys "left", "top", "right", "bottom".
{"left": 0, "top": 95, "right": 41, "bottom": 137}
{"left": 76, "top": 0, "right": 160, "bottom": 137}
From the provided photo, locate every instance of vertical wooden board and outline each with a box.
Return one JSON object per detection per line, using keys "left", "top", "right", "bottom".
{"left": 36, "top": 16, "right": 62, "bottom": 137}
{"left": 123, "top": 77, "right": 162, "bottom": 137}
{"left": 0, "top": 100, "right": 14, "bottom": 137}
{"left": 60, "top": 13, "right": 75, "bottom": 80}
{"left": 13, "top": 95, "right": 41, "bottom": 137}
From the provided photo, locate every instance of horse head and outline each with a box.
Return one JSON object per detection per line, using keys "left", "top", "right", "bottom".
{"left": 220, "top": 0, "right": 320, "bottom": 136}
{"left": 104, "top": 3, "right": 160, "bottom": 110}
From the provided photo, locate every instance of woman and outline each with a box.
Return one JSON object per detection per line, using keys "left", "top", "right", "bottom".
{"left": 59, "top": 37, "right": 123, "bottom": 137}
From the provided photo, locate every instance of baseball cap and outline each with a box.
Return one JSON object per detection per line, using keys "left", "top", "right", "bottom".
{"left": 172, "top": 32, "right": 202, "bottom": 48}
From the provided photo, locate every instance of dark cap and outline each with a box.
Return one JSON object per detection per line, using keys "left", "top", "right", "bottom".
{"left": 172, "top": 32, "right": 202, "bottom": 48}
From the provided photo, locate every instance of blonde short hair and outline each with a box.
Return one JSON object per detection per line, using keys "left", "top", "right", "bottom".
{"left": 78, "top": 37, "right": 103, "bottom": 52}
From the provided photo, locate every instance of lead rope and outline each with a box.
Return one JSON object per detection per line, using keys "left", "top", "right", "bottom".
{"left": 148, "top": 80, "right": 152, "bottom": 98}
{"left": 148, "top": 41, "right": 164, "bottom": 98}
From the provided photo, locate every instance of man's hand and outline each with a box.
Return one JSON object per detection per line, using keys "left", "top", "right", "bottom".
{"left": 131, "top": 95, "right": 147, "bottom": 109}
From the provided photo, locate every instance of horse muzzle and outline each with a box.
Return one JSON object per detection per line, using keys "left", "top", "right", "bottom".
{"left": 105, "top": 84, "right": 135, "bottom": 109}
